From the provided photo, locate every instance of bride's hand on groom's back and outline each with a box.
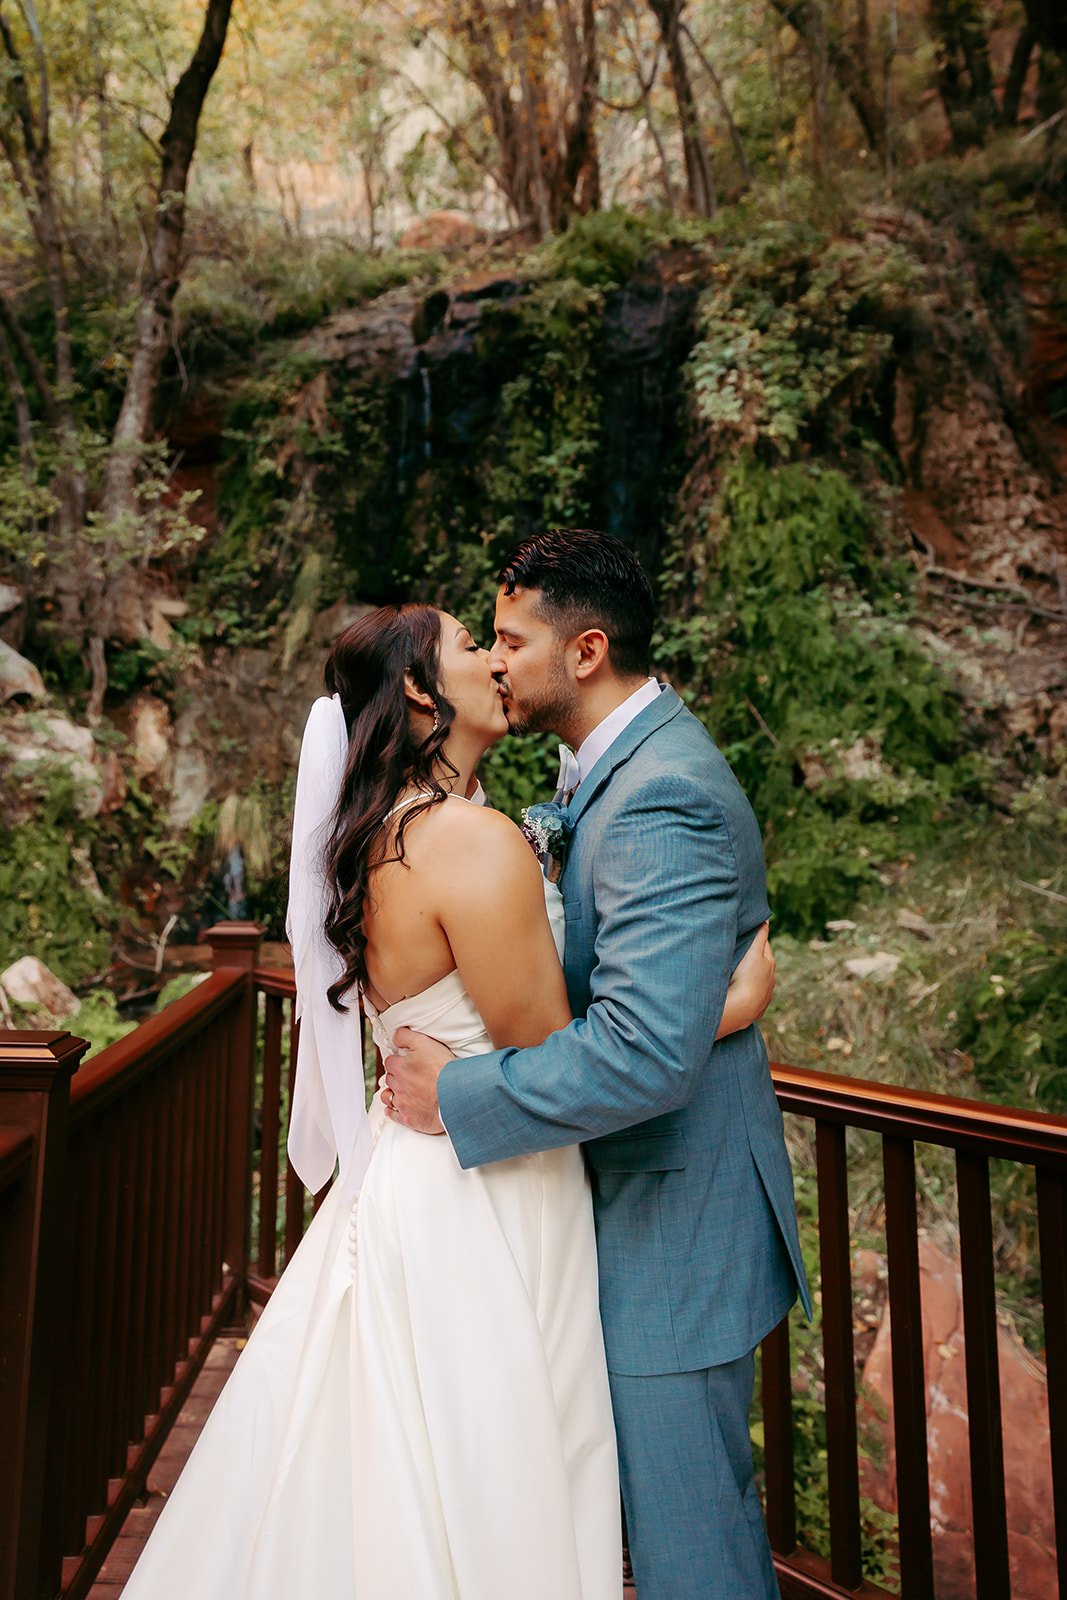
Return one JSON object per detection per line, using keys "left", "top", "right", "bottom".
{"left": 716, "top": 923, "right": 775, "bottom": 1040}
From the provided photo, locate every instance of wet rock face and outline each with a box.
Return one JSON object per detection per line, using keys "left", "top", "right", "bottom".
{"left": 597, "top": 249, "right": 705, "bottom": 572}
{"left": 275, "top": 258, "right": 702, "bottom": 599}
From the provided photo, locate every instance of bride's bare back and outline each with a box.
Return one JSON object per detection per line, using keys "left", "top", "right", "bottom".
{"left": 362, "top": 795, "right": 571, "bottom": 1051}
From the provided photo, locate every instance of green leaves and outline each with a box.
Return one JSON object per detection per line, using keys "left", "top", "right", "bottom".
{"left": 657, "top": 454, "right": 973, "bottom": 933}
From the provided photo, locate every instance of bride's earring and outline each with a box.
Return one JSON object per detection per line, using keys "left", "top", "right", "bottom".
{"left": 432, "top": 708, "right": 441, "bottom": 734}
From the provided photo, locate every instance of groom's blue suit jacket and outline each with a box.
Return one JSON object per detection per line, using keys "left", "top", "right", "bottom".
{"left": 439, "top": 685, "right": 811, "bottom": 1376}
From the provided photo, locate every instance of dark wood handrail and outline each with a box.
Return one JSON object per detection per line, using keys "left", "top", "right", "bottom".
{"left": 68, "top": 969, "right": 246, "bottom": 1122}
{"left": 771, "top": 1059, "right": 1067, "bottom": 1166}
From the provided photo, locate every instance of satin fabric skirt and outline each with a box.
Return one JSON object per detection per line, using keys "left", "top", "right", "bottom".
{"left": 121, "top": 1103, "right": 621, "bottom": 1599}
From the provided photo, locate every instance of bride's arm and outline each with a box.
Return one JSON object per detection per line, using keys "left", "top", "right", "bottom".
{"left": 716, "top": 923, "right": 774, "bottom": 1039}
{"left": 432, "top": 808, "right": 571, "bottom": 1051}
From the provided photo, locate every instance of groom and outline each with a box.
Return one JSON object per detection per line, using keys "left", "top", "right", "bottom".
{"left": 387, "top": 528, "right": 810, "bottom": 1599}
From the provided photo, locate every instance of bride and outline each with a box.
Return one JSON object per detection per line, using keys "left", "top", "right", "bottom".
{"left": 121, "top": 602, "right": 774, "bottom": 1599}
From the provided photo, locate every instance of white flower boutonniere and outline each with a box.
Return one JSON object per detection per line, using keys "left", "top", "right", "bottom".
{"left": 520, "top": 800, "right": 575, "bottom": 884}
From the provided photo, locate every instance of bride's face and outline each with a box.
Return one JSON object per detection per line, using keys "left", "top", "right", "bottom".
{"left": 435, "top": 612, "right": 509, "bottom": 745}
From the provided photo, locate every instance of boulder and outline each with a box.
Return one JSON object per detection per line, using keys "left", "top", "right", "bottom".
{"left": 2, "top": 714, "right": 105, "bottom": 817}
{"left": 167, "top": 711, "right": 212, "bottom": 829}
{"left": 844, "top": 952, "right": 900, "bottom": 980}
{"left": 0, "top": 639, "right": 45, "bottom": 702}
{"left": 0, "top": 955, "right": 79, "bottom": 1023}
{"left": 0, "top": 581, "right": 24, "bottom": 618}
{"left": 398, "top": 211, "right": 480, "bottom": 252}
{"left": 128, "top": 693, "right": 172, "bottom": 779}
{"left": 147, "top": 594, "right": 190, "bottom": 650}
{"left": 860, "top": 1236, "right": 1055, "bottom": 1599}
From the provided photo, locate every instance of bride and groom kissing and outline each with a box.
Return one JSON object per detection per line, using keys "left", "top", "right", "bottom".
{"left": 123, "top": 528, "right": 810, "bottom": 1600}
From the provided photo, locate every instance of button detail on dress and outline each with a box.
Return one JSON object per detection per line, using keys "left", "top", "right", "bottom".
{"left": 347, "top": 1198, "right": 359, "bottom": 1275}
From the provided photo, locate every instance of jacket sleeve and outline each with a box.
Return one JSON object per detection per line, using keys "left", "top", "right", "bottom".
{"left": 437, "top": 771, "right": 742, "bottom": 1169}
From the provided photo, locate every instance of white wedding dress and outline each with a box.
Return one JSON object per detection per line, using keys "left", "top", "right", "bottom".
{"left": 122, "top": 876, "right": 621, "bottom": 1599}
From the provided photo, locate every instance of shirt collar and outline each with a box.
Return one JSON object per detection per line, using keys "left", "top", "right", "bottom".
{"left": 573, "top": 678, "right": 661, "bottom": 785}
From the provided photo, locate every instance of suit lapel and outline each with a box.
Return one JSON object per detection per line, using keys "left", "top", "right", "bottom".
{"left": 567, "top": 684, "right": 685, "bottom": 827}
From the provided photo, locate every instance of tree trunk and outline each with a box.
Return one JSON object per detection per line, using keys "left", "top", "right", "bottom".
{"left": 647, "top": 0, "right": 715, "bottom": 216}
{"left": 558, "top": 0, "right": 602, "bottom": 221}
{"left": 929, "top": 0, "right": 999, "bottom": 150}
{"left": 1002, "top": 26, "right": 1037, "bottom": 127}
{"left": 101, "top": 0, "right": 234, "bottom": 519}
{"left": 770, "top": 0, "right": 888, "bottom": 155}
{"left": 0, "top": 323, "right": 36, "bottom": 479}
{"left": 680, "top": 22, "right": 753, "bottom": 187}
{"left": 0, "top": 6, "right": 86, "bottom": 540}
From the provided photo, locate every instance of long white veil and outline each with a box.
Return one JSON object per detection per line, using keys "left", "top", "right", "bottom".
{"left": 285, "top": 694, "right": 374, "bottom": 1194}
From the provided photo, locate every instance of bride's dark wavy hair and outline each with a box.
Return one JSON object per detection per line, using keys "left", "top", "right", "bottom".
{"left": 321, "top": 604, "right": 456, "bottom": 1011}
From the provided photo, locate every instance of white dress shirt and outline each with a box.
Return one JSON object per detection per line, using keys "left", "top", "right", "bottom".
{"left": 555, "top": 678, "right": 661, "bottom": 798}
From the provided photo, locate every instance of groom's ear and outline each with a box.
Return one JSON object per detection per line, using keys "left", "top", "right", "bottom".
{"left": 573, "top": 629, "right": 610, "bottom": 680}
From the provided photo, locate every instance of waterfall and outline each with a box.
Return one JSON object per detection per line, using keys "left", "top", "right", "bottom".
{"left": 223, "top": 843, "right": 247, "bottom": 919}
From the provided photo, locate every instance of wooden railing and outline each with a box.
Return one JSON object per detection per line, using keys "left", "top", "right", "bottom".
{"left": 2, "top": 935, "right": 1065, "bottom": 1600}
{"left": 763, "top": 1064, "right": 1067, "bottom": 1600}
{"left": 0, "top": 924, "right": 260, "bottom": 1600}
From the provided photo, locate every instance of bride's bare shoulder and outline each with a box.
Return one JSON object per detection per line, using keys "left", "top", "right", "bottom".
{"left": 418, "top": 796, "right": 539, "bottom": 881}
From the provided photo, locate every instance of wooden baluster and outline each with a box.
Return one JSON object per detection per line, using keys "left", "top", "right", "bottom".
{"left": 66, "top": 1126, "right": 101, "bottom": 1554}
{"left": 158, "top": 1049, "right": 183, "bottom": 1388}
{"left": 108, "top": 1093, "right": 140, "bottom": 1479}
{"left": 206, "top": 922, "right": 263, "bottom": 1314}
{"left": 141, "top": 1088, "right": 169, "bottom": 1426}
{"left": 0, "top": 1030, "right": 85, "bottom": 1600}
{"left": 260, "top": 995, "right": 283, "bottom": 1278}
{"left": 882, "top": 1135, "right": 934, "bottom": 1597}
{"left": 86, "top": 1107, "right": 121, "bottom": 1523}
{"left": 956, "top": 1150, "right": 1010, "bottom": 1598}
{"left": 171, "top": 1049, "right": 195, "bottom": 1376}
{"left": 207, "top": 1024, "right": 228, "bottom": 1299}
{"left": 187, "top": 1030, "right": 207, "bottom": 1331}
{"left": 760, "top": 1315, "right": 796, "bottom": 1556}
{"left": 284, "top": 1008, "right": 304, "bottom": 1265}
{"left": 816, "top": 1119, "right": 862, "bottom": 1588}
{"left": 1037, "top": 1166, "right": 1067, "bottom": 1597}
{"left": 125, "top": 1083, "right": 152, "bottom": 1452}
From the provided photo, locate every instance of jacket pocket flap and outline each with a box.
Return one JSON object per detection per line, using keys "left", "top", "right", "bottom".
{"left": 585, "top": 1132, "right": 687, "bottom": 1172}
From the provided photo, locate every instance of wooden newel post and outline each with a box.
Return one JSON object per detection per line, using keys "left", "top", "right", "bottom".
{"left": 0, "top": 1030, "right": 87, "bottom": 1600}
{"left": 205, "top": 922, "right": 263, "bottom": 1314}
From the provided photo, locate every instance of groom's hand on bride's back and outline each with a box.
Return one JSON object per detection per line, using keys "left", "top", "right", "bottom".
{"left": 384, "top": 1028, "right": 455, "bottom": 1135}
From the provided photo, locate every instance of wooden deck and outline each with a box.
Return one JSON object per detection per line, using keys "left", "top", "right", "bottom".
{"left": 83, "top": 1329, "right": 638, "bottom": 1598}
{"left": 85, "top": 1338, "right": 244, "bottom": 1598}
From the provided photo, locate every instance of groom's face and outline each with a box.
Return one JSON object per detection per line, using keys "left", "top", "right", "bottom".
{"left": 489, "top": 585, "right": 579, "bottom": 738}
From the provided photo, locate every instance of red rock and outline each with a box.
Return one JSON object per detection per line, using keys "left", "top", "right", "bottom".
{"left": 860, "top": 1236, "right": 1055, "bottom": 1599}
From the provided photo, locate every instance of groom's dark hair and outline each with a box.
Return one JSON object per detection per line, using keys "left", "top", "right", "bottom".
{"left": 498, "top": 528, "right": 654, "bottom": 677}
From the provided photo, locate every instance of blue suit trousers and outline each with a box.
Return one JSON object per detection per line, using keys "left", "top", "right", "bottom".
{"left": 610, "top": 1352, "right": 779, "bottom": 1600}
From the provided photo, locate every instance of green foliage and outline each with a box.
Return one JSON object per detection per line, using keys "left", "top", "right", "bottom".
{"left": 530, "top": 206, "right": 712, "bottom": 289}
{"left": 658, "top": 456, "right": 975, "bottom": 932}
{"left": 194, "top": 353, "right": 339, "bottom": 643}
{"left": 480, "top": 277, "right": 605, "bottom": 543}
{"left": 174, "top": 237, "right": 443, "bottom": 369}
{"left": 0, "top": 796, "right": 112, "bottom": 986}
{"left": 952, "top": 926, "right": 1067, "bottom": 1110}
{"left": 689, "top": 225, "right": 919, "bottom": 454}
{"left": 480, "top": 731, "right": 559, "bottom": 821}
{"left": 70, "top": 988, "right": 137, "bottom": 1056}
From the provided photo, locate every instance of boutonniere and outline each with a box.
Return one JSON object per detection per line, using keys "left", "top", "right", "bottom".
{"left": 520, "top": 799, "right": 575, "bottom": 884}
